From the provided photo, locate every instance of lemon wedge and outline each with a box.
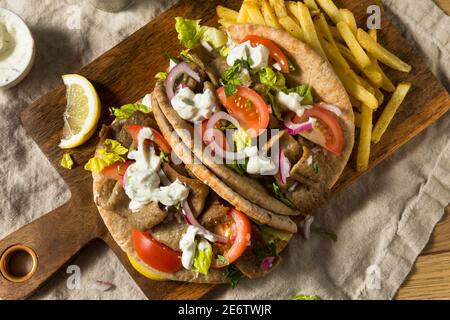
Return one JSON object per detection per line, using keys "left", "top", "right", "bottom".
{"left": 59, "top": 74, "right": 100, "bottom": 149}
{"left": 128, "top": 255, "right": 167, "bottom": 281}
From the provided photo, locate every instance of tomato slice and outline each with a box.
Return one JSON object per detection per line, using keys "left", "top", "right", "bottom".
{"left": 293, "top": 104, "right": 344, "bottom": 155}
{"left": 101, "top": 160, "right": 133, "bottom": 181}
{"left": 126, "top": 125, "right": 172, "bottom": 154}
{"left": 131, "top": 229, "right": 182, "bottom": 273}
{"left": 241, "top": 35, "right": 290, "bottom": 73}
{"left": 216, "top": 86, "right": 270, "bottom": 137}
{"left": 212, "top": 209, "right": 252, "bottom": 268}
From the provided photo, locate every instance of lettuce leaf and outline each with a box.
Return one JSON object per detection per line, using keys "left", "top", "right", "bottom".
{"left": 109, "top": 103, "right": 151, "bottom": 120}
{"left": 193, "top": 240, "right": 213, "bottom": 275}
{"left": 175, "top": 17, "right": 227, "bottom": 50}
{"left": 155, "top": 71, "right": 168, "bottom": 80}
{"left": 60, "top": 153, "right": 74, "bottom": 170}
{"left": 272, "top": 182, "right": 296, "bottom": 209}
{"left": 258, "top": 67, "right": 286, "bottom": 91}
{"left": 232, "top": 128, "right": 251, "bottom": 152}
{"left": 84, "top": 140, "right": 128, "bottom": 173}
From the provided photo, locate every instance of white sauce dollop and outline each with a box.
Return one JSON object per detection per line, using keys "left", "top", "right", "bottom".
{"left": 171, "top": 87, "right": 218, "bottom": 122}
{"left": 124, "top": 127, "right": 189, "bottom": 212}
{"left": 244, "top": 146, "right": 277, "bottom": 175}
{"left": 226, "top": 40, "right": 269, "bottom": 71}
{"left": 179, "top": 225, "right": 215, "bottom": 270}
{"left": 0, "top": 9, "right": 35, "bottom": 88}
{"left": 276, "top": 91, "right": 305, "bottom": 117}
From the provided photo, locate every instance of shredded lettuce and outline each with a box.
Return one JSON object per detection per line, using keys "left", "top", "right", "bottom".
{"left": 267, "top": 91, "right": 283, "bottom": 121}
{"left": 292, "top": 293, "right": 321, "bottom": 300}
{"left": 175, "top": 17, "right": 227, "bottom": 50}
{"left": 202, "top": 27, "right": 227, "bottom": 49}
{"left": 259, "top": 225, "right": 292, "bottom": 243}
{"left": 193, "top": 241, "right": 213, "bottom": 275}
{"left": 84, "top": 140, "right": 128, "bottom": 173}
{"left": 109, "top": 103, "right": 151, "bottom": 120}
{"left": 232, "top": 128, "right": 251, "bottom": 152}
{"left": 160, "top": 150, "right": 170, "bottom": 163}
{"left": 60, "top": 153, "right": 74, "bottom": 170}
{"left": 258, "top": 67, "right": 286, "bottom": 91}
{"left": 226, "top": 159, "right": 248, "bottom": 176}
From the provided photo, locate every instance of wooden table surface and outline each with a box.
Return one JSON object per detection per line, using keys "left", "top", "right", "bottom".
{"left": 395, "top": 0, "right": 450, "bottom": 300}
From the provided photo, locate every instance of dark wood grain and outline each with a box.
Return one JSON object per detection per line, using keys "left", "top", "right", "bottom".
{"left": 0, "top": 0, "right": 448, "bottom": 300}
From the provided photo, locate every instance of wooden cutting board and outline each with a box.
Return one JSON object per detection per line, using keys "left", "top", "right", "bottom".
{"left": 0, "top": 0, "right": 448, "bottom": 300}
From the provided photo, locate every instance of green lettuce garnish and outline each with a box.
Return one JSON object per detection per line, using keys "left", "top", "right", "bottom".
{"left": 312, "top": 226, "right": 337, "bottom": 242}
{"left": 109, "top": 103, "right": 151, "bottom": 120}
{"left": 175, "top": 17, "right": 227, "bottom": 49}
{"left": 84, "top": 139, "right": 128, "bottom": 173}
{"left": 232, "top": 128, "right": 251, "bottom": 152}
{"left": 272, "top": 182, "right": 296, "bottom": 209}
{"left": 258, "top": 67, "right": 286, "bottom": 91}
{"left": 193, "top": 241, "right": 213, "bottom": 275}
{"left": 292, "top": 294, "right": 321, "bottom": 300}
{"left": 155, "top": 71, "right": 168, "bottom": 80}
{"left": 60, "top": 153, "right": 74, "bottom": 170}
{"left": 160, "top": 150, "right": 170, "bottom": 163}
{"left": 226, "top": 159, "right": 248, "bottom": 176}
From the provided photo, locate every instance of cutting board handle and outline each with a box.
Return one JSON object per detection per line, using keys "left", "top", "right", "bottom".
{"left": 0, "top": 201, "right": 103, "bottom": 300}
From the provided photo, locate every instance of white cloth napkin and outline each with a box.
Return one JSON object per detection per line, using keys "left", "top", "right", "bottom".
{"left": 0, "top": 0, "right": 448, "bottom": 300}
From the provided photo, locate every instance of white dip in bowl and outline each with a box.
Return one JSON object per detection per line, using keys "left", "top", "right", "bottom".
{"left": 0, "top": 8, "right": 35, "bottom": 89}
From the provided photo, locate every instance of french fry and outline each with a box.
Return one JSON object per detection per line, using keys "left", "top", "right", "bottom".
{"left": 353, "top": 110, "right": 362, "bottom": 127}
{"left": 372, "top": 82, "right": 412, "bottom": 143}
{"left": 316, "top": 0, "right": 344, "bottom": 24}
{"left": 314, "top": 13, "right": 335, "bottom": 44}
{"left": 297, "top": 2, "right": 328, "bottom": 62}
{"left": 366, "top": 29, "right": 396, "bottom": 92}
{"left": 357, "top": 28, "right": 412, "bottom": 73}
{"left": 340, "top": 8, "right": 357, "bottom": 35}
{"left": 286, "top": 1, "right": 301, "bottom": 20}
{"left": 320, "top": 36, "right": 351, "bottom": 73}
{"left": 356, "top": 105, "right": 373, "bottom": 172}
{"left": 246, "top": 3, "right": 266, "bottom": 25}
{"left": 218, "top": 19, "right": 235, "bottom": 29}
{"left": 368, "top": 28, "right": 377, "bottom": 41}
{"left": 334, "top": 65, "right": 379, "bottom": 110}
{"left": 261, "top": 0, "right": 282, "bottom": 28}
{"left": 304, "top": 0, "right": 319, "bottom": 11}
{"left": 336, "top": 42, "right": 383, "bottom": 88}
{"left": 330, "top": 25, "right": 344, "bottom": 43}
{"left": 337, "top": 22, "right": 371, "bottom": 68}
{"left": 279, "top": 16, "right": 304, "bottom": 40}
{"left": 216, "top": 6, "right": 239, "bottom": 22}
{"left": 270, "top": 0, "right": 288, "bottom": 18}
{"left": 237, "top": 3, "right": 250, "bottom": 23}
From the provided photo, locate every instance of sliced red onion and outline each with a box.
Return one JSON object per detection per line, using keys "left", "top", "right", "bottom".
{"left": 165, "top": 62, "right": 200, "bottom": 100}
{"left": 182, "top": 200, "right": 228, "bottom": 244}
{"left": 200, "top": 40, "right": 214, "bottom": 52}
{"left": 157, "top": 169, "right": 171, "bottom": 186}
{"left": 319, "top": 103, "right": 342, "bottom": 116}
{"left": 284, "top": 113, "right": 315, "bottom": 136}
{"left": 260, "top": 256, "right": 275, "bottom": 271}
{"left": 279, "top": 149, "right": 291, "bottom": 185}
{"left": 204, "top": 111, "right": 247, "bottom": 162}
{"left": 91, "top": 280, "right": 115, "bottom": 292}
{"left": 288, "top": 181, "right": 298, "bottom": 193}
{"left": 302, "top": 215, "right": 314, "bottom": 239}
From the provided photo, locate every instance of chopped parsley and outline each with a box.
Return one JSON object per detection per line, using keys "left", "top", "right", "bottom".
{"left": 312, "top": 226, "right": 337, "bottom": 242}
{"left": 224, "top": 264, "right": 243, "bottom": 288}
{"left": 224, "top": 83, "right": 237, "bottom": 97}
{"left": 313, "top": 160, "right": 319, "bottom": 175}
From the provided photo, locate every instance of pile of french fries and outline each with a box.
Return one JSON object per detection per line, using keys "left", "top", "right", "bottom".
{"left": 216, "top": 0, "right": 412, "bottom": 172}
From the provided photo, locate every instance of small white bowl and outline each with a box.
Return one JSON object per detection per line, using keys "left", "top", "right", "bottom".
{"left": 0, "top": 8, "right": 35, "bottom": 89}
